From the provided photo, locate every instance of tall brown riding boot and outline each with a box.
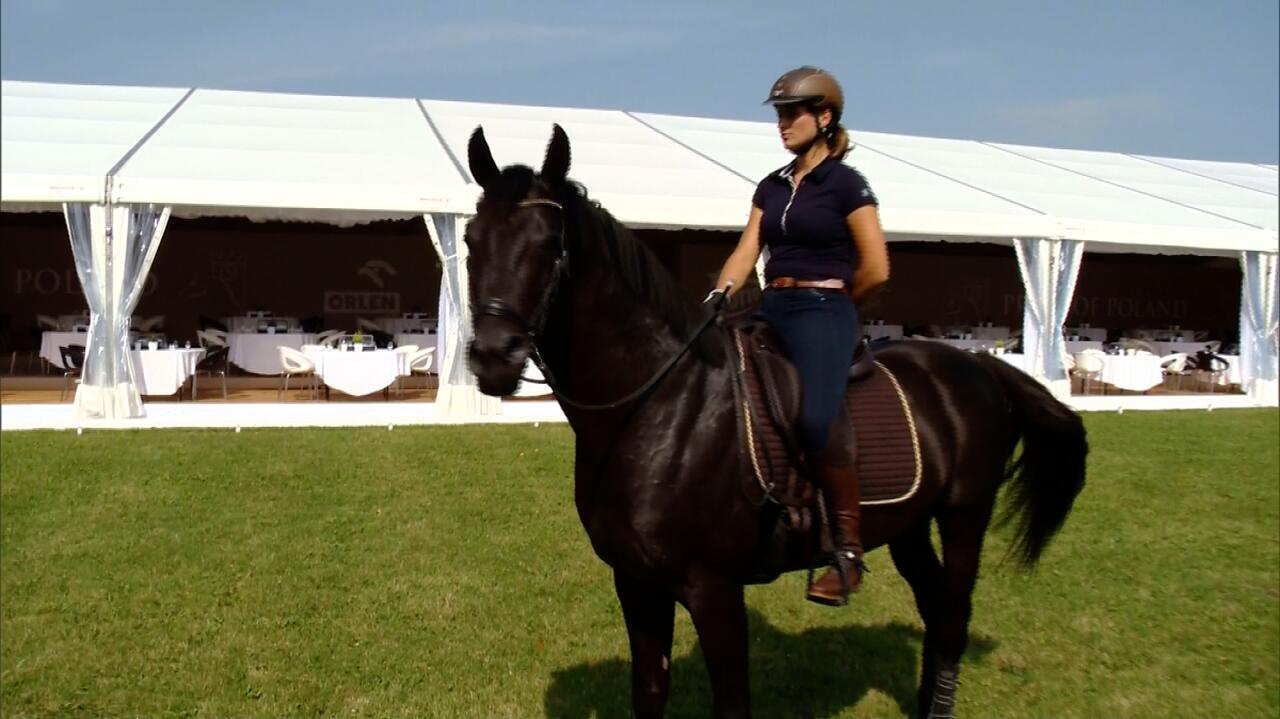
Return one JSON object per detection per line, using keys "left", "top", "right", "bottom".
{"left": 807, "top": 452, "right": 866, "bottom": 607}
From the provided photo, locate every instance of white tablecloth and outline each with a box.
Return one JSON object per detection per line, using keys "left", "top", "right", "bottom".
{"left": 303, "top": 348, "right": 410, "bottom": 397}
{"left": 995, "top": 352, "right": 1028, "bottom": 373}
{"left": 1096, "top": 354, "right": 1164, "bottom": 391}
{"left": 862, "top": 324, "right": 903, "bottom": 341}
{"left": 228, "top": 333, "right": 315, "bottom": 375}
{"left": 514, "top": 359, "right": 553, "bottom": 398}
{"left": 1216, "top": 355, "right": 1241, "bottom": 385}
{"left": 40, "top": 331, "right": 88, "bottom": 368}
{"left": 130, "top": 348, "right": 205, "bottom": 396}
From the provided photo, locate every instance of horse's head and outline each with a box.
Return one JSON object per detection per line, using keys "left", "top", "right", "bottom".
{"left": 465, "top": 124, "right": 572, "bottom": 396}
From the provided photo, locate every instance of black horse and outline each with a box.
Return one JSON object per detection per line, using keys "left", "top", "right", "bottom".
{"left": 464, "top": 125, "right": 1087, "bottom": 719}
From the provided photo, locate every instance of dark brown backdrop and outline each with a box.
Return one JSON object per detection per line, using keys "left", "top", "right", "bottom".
{"left": 2, "top": 213, "right": 1241, "bottom": 351}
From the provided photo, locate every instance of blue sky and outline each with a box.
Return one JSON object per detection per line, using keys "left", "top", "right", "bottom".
{"left": 2, "top": 0, "right": 1276, "bottom": 162}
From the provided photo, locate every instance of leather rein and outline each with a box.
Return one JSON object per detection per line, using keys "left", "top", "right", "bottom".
{"left": 475, "top": 198, "right": 727, "bottom": 411}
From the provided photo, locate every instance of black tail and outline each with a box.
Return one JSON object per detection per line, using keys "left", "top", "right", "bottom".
{"left": 975, "top": 354, "right": 1088, "bottom": 567}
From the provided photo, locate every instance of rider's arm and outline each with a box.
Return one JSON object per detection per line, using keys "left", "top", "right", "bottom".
{"left": 847, "top": 205, "right": 889, "bottom": 303}
{"left": 714, "top": 206, "right": 764, "bottom": 297}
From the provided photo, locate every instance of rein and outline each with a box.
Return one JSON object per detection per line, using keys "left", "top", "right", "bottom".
{"left": 476, "top": 198, "right": 728, "bottom": 412}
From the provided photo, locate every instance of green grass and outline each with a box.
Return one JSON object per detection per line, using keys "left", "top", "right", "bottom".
{"left": 1, "top": 409, "right": 1277, "bottom": 718}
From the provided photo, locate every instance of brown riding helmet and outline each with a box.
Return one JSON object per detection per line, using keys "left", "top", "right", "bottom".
{"left": 763, "top": 66, "right": 844, "bottom": 122}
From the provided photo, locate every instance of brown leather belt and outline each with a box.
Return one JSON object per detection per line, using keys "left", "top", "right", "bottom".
{"left": 766, "top": 277, "right": 847, "bottom": 290}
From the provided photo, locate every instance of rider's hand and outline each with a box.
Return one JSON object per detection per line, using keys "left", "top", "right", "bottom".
{"left": 703, "top": 281, "right": 734, "bottom": 307}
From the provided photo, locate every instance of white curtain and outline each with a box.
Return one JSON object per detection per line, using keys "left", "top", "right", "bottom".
{"left": 64, "top": 203, "right": 170, "bottom": 420}
{"left": 1015, "top": 237, "right": 1084, "bottom": 399}
{"left": 424, "top": 214, "right": 501, "bottom": 416}
{"left": 1239, "top": 251, "right": 1279, "bottom": 404}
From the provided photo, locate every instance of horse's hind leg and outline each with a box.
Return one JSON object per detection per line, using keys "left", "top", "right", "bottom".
{"left": 888, "top": 520, "right": 945, "bottom": 718}
{"left": 615, "top": 572, "right": 676, "bottom": 719}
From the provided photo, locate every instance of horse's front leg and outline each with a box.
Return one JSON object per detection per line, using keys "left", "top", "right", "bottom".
{"left": 615, "top": 571, "right": 676, "bottom": 719}
{"left": 684, "top": 573, "right": 751, "bottom": 719}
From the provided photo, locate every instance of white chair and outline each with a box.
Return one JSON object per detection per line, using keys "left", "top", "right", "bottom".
{"left": 135, "top": 315, "right": 166, "bottom": 333}
{"left": 193, "top": 338, "right": 230, "bottom": 400}
{"left": 277, "top": 346, "right": 318, "bottom": 400}
{"left": 1160, "top": 353, "right": 1190, "bottom": 391}
{"left": 1072, "top": 351, "right": 1106, "bottom": 395}
{"left": 314, "top": 329, "right": 342, "bottom": 346}
{"left": 389, "top": 345, "right": 422, "bottom": 396}
{"left": 196, "top": 328, "right": 228, "bottom": 349}
{"left": 58, "top": 345, "right": 85, "bottom": 401}
{"left": 1193, "top": 353, "right": 1231, "bottom": 394}
{"left": 403, "top": 347, "right": 436, "bottom": 393}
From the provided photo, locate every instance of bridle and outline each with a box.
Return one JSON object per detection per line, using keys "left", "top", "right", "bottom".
{"left": 474, "top": 198, "right": 568, "bottom": 340}
{"left": 474, "top": 196, "right": 727, "bottom": 411}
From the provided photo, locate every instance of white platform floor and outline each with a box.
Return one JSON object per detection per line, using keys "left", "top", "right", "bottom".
{"left": 0, "top": 394, "right": 1270, "bottom": 431}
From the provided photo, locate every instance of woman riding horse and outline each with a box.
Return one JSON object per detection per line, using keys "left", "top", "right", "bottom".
{"left": 712, "top": 66, "right": 890, "bottom": 606}
{"left": 464, "top": 116, "right": 1087, "bottom": 718}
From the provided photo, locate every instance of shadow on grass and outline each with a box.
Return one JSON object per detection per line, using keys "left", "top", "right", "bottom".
{"left": 544, "top": 610, "right": 996, "bottom": 718}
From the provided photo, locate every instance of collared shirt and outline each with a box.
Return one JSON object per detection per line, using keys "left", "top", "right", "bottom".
{"left": 752, "top": 155, "right": 878, "bottom": 284}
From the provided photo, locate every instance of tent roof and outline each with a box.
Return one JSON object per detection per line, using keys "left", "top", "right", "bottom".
{"left": 2, "top": 79, "right": 1276, "bottom": 253}
{"left": 0, "top": 81, "right": 188, "bottom": 204}
{"left": 113, "top": 88, "right": 471, "bottom": 218}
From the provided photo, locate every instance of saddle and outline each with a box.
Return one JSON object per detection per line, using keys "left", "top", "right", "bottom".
{"left": 728, "top": 322, "right": 922, "bottom": 528}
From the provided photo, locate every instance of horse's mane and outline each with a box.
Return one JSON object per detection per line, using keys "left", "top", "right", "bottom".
{"left": 485, "top": 166, "right": 717, "bottom": 359}
{"left": 560, "top": 183, "right": 698, "bottom": 342}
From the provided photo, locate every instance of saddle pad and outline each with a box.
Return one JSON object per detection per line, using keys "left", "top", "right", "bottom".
{"left": 844, "top": 361, "right": 922, "bottom": 505}
{"left": 736, "top": 326, "right": 921, "bottom": 507}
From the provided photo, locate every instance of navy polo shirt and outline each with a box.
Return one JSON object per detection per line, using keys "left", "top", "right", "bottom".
{"left": 752, "top": 156, "right": 878, "bottom": 284}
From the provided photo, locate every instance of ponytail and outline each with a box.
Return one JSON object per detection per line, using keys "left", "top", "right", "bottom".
{"left": 827, "top": 124, "right": 851, "bottom": 159}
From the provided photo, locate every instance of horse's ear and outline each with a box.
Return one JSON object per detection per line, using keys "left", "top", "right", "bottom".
{"left": 540, "top": 124, "right": 571, "bottom": 186}
{"left": 468, "top": 126, "right": 500, "bottom": 190}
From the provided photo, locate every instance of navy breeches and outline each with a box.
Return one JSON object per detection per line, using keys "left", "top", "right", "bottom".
{"left": 757, "top": 288, "right": 861, "bottom": 455}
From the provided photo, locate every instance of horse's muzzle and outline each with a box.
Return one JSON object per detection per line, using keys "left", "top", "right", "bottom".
{"left": 468, "top": 329, "right": 530, "bottom": 396}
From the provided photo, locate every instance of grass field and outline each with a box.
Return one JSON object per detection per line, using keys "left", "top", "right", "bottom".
{"left": 1, "top": 409, "right": 1277, "bottom": 718}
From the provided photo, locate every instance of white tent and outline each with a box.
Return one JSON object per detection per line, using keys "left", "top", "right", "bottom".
{"left": 3, "top": 79, "right": 1277, "bottom": 415}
